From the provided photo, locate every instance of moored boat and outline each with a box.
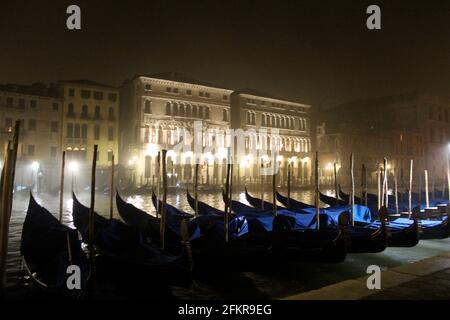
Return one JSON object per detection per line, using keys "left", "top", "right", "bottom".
{"left": 20, "top": 193, "right": 90, "bottom": 299}
{"left": 244, "top": 188, "right": 388, "bottom": 253}
{"left": 187, "top": 190, "right": 348, "bottom": 263}
{"left": 72, "top": 193, "right": 193, "bottom": 291}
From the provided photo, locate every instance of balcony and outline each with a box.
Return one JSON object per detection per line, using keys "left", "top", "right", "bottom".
{"left": 80, "top": 112, "right": 91, "bottom": 120}
{"left": 65, "top": 137, "right": 87, "bottom": 145}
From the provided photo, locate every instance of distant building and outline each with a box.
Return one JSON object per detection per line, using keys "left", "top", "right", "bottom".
{"left": 58, "top": 80, "right": 120, "bottom": 189}
{"left": 315, "top": 94, "right": 450, "bottom": 191}
{"left": 120, "top": 73, "right": 233, "bottom": 186}
{"left": 0, "top": 83, "right": 63, "bottom": 192}
{"left": 230, "top": 89, "right": 312, "bottom": 186}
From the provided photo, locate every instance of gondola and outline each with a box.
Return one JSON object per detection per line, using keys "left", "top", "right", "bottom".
{"left": 323, "top": 190, "right": 449, "bottom": 240}
{"left": 339, "top": 186, "right": 447, "bottom": 214}
{"left": 20, "top": 193, "right": 90, "bottom": 299}
{"left": 280, "top": 191, "right": 418, "bottom": 247}
{"left": 244, "top": 188, "right": 388, "bottom": 253}
{"left": 392, "top": 210, "right": 450, "bottom": 240}
{"left": 187, "top": 190, "right": 348, "bottom": 263}
{"left": 116, "top": 191, "right": 274, "bottom": 270}
{"left": 115, "top": 192, "right": 200, "bottom": 254}
{"left": 71, "top": 193, "right": 193, "bottom": 290}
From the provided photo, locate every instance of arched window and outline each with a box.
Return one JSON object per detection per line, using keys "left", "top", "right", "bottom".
{"left": 158, "top": 125, "right": 163, "bottom": 144}
{"left": 74, "top": 124, "right": 80, "bottom": 138}
{"left": 144, "top": 125, "right": 150, "bottom": 143}
{"left": 68, "top": 103, "right": 75, "bottom": 115}
{"left": 94, "top": 125, "right": 100, "bottom": 140}
{"left": 67, "top": 123, "right": 73, "bottom": 138}
{"left": 144, "top": 100, "right": 151, "bottom": 114}
{"left": 94, "top": 106, "right": 101, "bottom": 119}
{"left": 223, "top": 109, "right": 228, "bottom": 121}
{"left": 81, "top": 124, "right": 87, "bottom": 139}
{"left": 179, "top": 104, "right": 185, "bottom": 117}
{"left": 192, "top": 105, "right": 198, "bottom": 118}
{"left": 173, "top": 103, "right": 178, "bottom": 116}
{"left": 108, "top": 107, "right": 114, "bottom": 120}
{"left": 199, "top": 106, "right": 203, "bottom": 118}
{"left": 261, "top": 114, "right": 266, "bottom": 126}
{"left": 82, "top": 105, "right": 88, "bottom": 117}
{"left": 205, "top": 107, "right": 210, "bottom": 119}
{"left": 166, "top": 102, "right": 171, "bottom": 115}
{"left": 186, "top": 104, "right": 191, "bottom": 117}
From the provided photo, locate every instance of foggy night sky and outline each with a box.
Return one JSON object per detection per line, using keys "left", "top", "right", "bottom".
{"left": 1, "top": 0, "right": 450, "bottom": 107}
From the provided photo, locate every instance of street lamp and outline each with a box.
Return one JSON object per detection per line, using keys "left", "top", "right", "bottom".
{"left": 68, "top": 161, "right": 78, "bottom": 191}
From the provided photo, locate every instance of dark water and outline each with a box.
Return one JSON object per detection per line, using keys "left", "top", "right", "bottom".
{"left": 6, "top": 186, "right": 450, "bottom": 299}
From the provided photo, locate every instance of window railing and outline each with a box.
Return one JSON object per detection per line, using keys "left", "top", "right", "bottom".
{"left": 80, "top": 112, "right": 90, "bottom": 119}
{"left": 65, "top": 137, "right": 87, "bottom": 145}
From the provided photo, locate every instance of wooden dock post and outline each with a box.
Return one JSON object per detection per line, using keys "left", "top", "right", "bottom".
{"left": 408, "top": 160, "right": 413, "bottom": 217}
{"left": 315, "top": 151, "right": 320, "bottom": 230}
{"left": 334, "top": 162, "right": 339, "bottom": 205}
{"left": 160, "top": 150, "right": 168, "bottom": 250}
{"left": 88, "top": 145, "right": 98, "bottom": 263}
{"left": 0, "top": 121, "right": 20, "bottom": 292}
{"left": 424, "top": 169, "right": 429, "bottom": 208}
{"left": 350, "top": 153, "right": 355, "bottom": 226}
{"left": 59, "top": 151, "right": 66, "bottom": 222}
{"left": 109, "top": 154, "right": 114, "bottom": 220}
{"left": 194, "top": 163, "right": 199, "bottom": 217}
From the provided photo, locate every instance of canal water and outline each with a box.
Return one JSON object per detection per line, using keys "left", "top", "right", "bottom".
{"left": 6, "top": 186, "right": 450, "bottom": 299}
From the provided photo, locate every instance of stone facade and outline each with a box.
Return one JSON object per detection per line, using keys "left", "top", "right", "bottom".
{"left": 0, "top": 83, "right": 63, "bottom": 192}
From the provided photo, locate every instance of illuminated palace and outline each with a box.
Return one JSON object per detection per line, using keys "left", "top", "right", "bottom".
{"left": 230, "top": 89, "right": 312, "bottom": 186}
{"left": 120, "top": 73, "right": 233, "bottom": 186}
{"left": 120, "top": 73, "right": 312, "bottom": 187}
{"left": 0, "top": 83, "right": 63, "bottom": 192}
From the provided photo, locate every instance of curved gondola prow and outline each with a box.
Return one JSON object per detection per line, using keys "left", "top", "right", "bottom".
{"left": 186, "top": 189, "right": 196, "bottom": 212}
{"left": 116, "top": 191, "right": 154, "bottom": 232}
{"left": 275, "top": 191, "right": 291, "bottom": 209}
{"left": 22, "top": 193, "right": 90, "bottom": 299}
{"left": 276, "top": 191, "right": 314, "bottom": 210}
{"left": 186, "top": 189, "right": 222, "bottom": 216}
{"left": 244, "top": 187, "right": 264, "bottom": 209}
{"left": 319, "top": 191, "right": 346, "bottom": 206}
{"left": 72, "top": 192, "right": 109, "bottom": 234}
